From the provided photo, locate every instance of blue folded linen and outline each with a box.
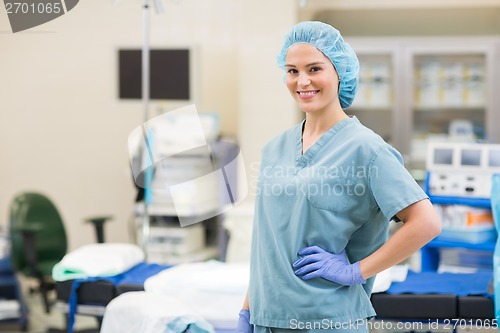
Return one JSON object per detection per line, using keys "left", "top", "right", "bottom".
{"left": 386, "top": 270, "right": 493, "bottom": 298}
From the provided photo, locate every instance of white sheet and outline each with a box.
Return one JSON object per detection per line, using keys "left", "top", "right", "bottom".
{"left": 100, "top": 291, "right": 214, "bottom": 333}
{"left": 144, "top": 260, "right": 249, "bottom": 329}
{"left": 52, "top": 243, "right": 145, "bottom": 281}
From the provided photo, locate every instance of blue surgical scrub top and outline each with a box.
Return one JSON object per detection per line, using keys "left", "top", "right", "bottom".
{"left": 249, "top": 117, "right": 428, "bottom": 329}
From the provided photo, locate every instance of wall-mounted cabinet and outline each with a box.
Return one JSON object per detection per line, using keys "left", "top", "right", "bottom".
{"left": 347, "top": 37, "right": 500, "bottom": 182}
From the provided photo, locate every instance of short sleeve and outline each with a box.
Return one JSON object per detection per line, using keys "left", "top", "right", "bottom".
{"left": 368, "top": 144, "right": 428, "bottom": 221}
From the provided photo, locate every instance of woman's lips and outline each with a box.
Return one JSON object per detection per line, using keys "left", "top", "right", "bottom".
{"left": 297, "top": 90, "right": 319, "bottom": 99}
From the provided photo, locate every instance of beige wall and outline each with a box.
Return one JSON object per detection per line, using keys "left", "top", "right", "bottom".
{"left": 236, "top": 2, "right": 298, "bottom": 201}
{"left": 0, "top": 0, "right": 297, "bottom": 250}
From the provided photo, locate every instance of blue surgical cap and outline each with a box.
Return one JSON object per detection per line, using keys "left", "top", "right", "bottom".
{"left": 277, "top": 21, "right": 359, "bottom": 109}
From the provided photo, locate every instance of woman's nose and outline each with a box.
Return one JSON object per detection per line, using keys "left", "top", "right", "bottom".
{"left": 298, "top": 73, "right": 311, "bottom": 87}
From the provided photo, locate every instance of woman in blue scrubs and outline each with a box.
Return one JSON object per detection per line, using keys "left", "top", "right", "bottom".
{"left": 237, "top": 21, "right": 441, "bottom": 333}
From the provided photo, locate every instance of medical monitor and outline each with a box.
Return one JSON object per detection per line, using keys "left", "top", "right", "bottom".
{"left": 118, "top": 48, "right": 195, "bottom": 102}
{"left": 489, "top": 150, "right": 500, "bottom": 167}
{"left": 433, "top": 148, "right": 453, "bottom": 165}
{"left": 460, "top": 149, "right": 481, "bottom": 166}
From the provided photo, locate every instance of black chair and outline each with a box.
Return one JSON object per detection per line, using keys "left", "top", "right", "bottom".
{"left": 8, "top": 192, "right": 112, "bottom": 316}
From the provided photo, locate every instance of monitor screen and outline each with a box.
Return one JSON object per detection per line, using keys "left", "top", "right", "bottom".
{"left": 461, "top": 149, "right": 481, "bottom": 166}
{"left": 433, "top": 148, "right": 453, "bottom": 165}
{"left": 119, "top": 49, "right": 190, "bottom": 100}
{"left": 489, "top": 150, "right": 500, "bottom": 167}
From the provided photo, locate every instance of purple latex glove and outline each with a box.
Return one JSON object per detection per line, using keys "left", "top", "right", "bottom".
{"left": 236, "top": 309, "right": 253, "bottom": 333}
{"left": 293, "top": 245, "right": 366, "bottom": 286}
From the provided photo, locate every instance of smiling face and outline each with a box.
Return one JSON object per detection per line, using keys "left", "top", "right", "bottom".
{"left": 285, "top": 43, "right": 341, "bottom": 115}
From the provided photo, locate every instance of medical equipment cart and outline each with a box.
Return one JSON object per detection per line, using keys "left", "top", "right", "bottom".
{"left": 421, "top": 142, "right": 500, "bottom": 272}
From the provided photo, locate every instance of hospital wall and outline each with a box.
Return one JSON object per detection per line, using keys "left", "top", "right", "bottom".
{"left": 0, "top": 0, "right": 296, "bottom": 250}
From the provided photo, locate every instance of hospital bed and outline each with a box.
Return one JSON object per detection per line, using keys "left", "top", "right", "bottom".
{"left": 53, "top": 262, "right": 495, "bottom": 333}
{"left": 54, "top": 261, "right": 240, "bottom": 333}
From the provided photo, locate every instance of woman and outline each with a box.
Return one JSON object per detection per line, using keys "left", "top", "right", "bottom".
{"left": 237, "top": 21, "right": 441, "bottom": 333}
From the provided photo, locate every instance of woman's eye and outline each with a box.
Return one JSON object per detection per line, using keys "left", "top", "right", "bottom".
{"left": 287, "top": 69, "right": 298, "bottom": 74}
{"left": 310, "top": 67, "right": 322, "bottom": 72}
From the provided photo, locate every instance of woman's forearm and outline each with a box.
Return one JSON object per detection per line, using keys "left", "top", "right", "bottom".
{"left": 359, "top": 199, "right": 441, "bottom": 280}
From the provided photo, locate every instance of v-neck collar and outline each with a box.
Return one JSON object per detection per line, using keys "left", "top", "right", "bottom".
{"left": 295, "top": 116, "right": 358, "bottom": 168}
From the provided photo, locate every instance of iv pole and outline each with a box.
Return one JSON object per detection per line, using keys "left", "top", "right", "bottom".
{"left": 140, "top": 0, "right": 166, "bottom": 260}
{"left": 141, "top": 0, "right": 151, "bottom": 260}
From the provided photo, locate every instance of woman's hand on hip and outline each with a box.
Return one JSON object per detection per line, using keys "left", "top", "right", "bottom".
{"left": 293, "top": 245, "right": 366, "bottom": 286}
